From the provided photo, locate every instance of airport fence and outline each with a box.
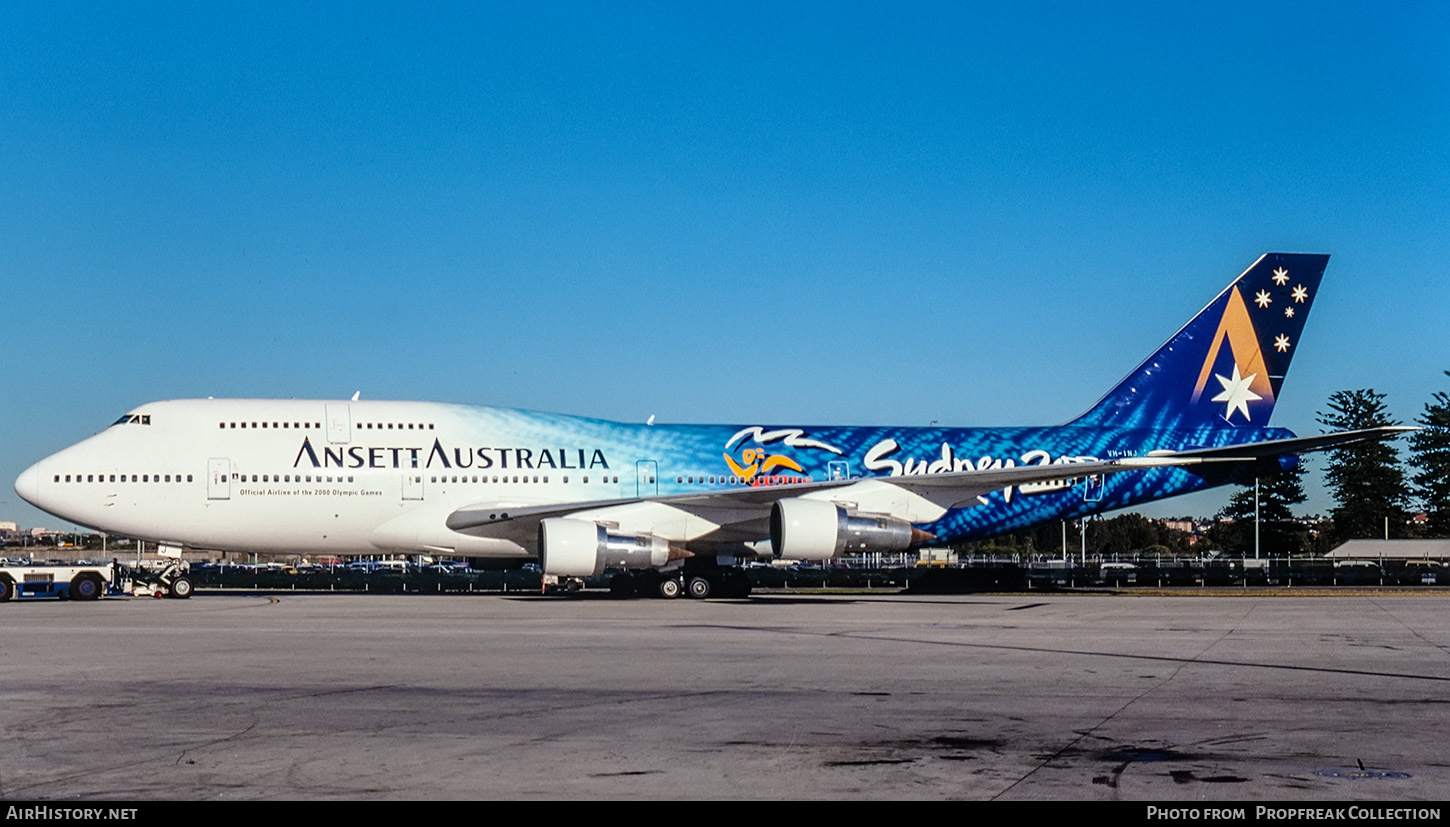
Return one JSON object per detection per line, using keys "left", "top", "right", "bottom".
{"left": 187, "top": 556, "right": 1445, "bottom": 594}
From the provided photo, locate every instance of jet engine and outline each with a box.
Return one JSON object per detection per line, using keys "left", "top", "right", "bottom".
{"left": 768, "top": 497, "right": 927, "bottom": 560}
{"left": 538, "top": 518, "right": 673, "bottom": 577}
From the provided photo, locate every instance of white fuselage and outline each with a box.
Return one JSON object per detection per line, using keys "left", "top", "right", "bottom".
{"left": 14, "top": 399, "right": 630, "bottom": 558}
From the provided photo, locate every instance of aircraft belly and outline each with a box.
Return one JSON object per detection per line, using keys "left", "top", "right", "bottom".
{"left": 799, "top": 478, "right": 950, "bottom": 523}
{"left": 565, "top": 500, "right": 722, "bottom": 542}
{"left": 695, "top": 516, "right": 772, "bottom": 543}
{"left": 369, "top": 500, "right": 531, "bottom": 557}
{"left": 109, "top": 491, "right": 388, "bottom": 554}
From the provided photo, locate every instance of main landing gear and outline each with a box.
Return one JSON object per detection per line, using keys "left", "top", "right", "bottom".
{"left": 608, "top": 566, "right": 752, "bottom": 600}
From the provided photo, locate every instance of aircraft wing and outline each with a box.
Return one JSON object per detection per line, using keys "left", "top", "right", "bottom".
{"left": 445, "top": 425, "right": 1413, "bottom": 548}
{"left": 445, "top": 455, "right": 1174, "bottom": 532}
{"left": 443, "top": 453, "right": 1219, "bottom": 546}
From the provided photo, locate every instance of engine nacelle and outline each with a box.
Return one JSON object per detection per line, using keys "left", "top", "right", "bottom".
{"left": 538, "top": 518, "right": 672, "bottom": 577}
{"left": 769, "top": 498, "right": 916, "bottom": 560}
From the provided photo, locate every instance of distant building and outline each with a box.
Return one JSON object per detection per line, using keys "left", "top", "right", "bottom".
{"left": 1326, "top": 540, "right": 1450, "bottom": 561}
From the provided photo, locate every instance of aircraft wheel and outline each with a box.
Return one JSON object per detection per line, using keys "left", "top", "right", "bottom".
{"left": 69, "top": 572, "right": 104, "bottom": 601}
{"left": 686, "top": 576, "right": 713, "bottom": 599}
{"left": 658, "top": 577, "right": 682, "bottom": 599}
{"left": 168, "top": 575, "right": 194, "bottom": 599}
{"left": 0, "top": 574, "right": 13, "bottom": 602}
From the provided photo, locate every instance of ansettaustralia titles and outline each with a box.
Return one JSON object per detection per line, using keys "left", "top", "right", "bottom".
{"left": 292, "top": 437, "right": 610, "bottom": 471}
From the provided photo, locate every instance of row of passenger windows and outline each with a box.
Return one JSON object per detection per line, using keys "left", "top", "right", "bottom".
{"left": 57, "top": 471, "right": 805, "bottom": 487}
{"left": 58, "top": 473, "right": 192, "bottom": 483}
{"left": 358, "top": 422, "right": 434, "bottom": 430}
{"left": 217, "top": 421, "right": 438, "bottom": 431}
{"left": 220, "top": 421, "right": 319, "bottom": 430}
{"left": 215, "top": 474, "right": 623, "bottom": 486}
{"left": 234, "top": 474, "right": 356, "bottom": 484}
{"left": 676, "top": 475, "right": 809, "bottom": 485}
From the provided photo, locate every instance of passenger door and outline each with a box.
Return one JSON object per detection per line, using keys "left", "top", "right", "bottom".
{"left": 208, "top": 458, "right": 231, "bottom": 500}
{"left": 636, "top": 460, "right": 658, "bottom": 498}
{"left": 403, "top": 472, "right": 424, "bottom": 501}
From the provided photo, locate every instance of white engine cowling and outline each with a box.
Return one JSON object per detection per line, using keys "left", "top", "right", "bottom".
{"left": 538, "top": 518, "right": 671, "bottom": 577}
{"left": 769, "top": 497, "right": 917, "bottom": 560}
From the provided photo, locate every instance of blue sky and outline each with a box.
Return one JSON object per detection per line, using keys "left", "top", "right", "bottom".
{"left": 3, "top": 1, "right": 1448, "bottom": 530}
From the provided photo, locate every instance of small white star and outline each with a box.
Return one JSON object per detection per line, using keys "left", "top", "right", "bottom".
{"left": 1274, "top": 334, "right": 1291, "bottom": 352}
{"left": 1272, "top": 267, "right": 1290, "bottom": 285}
{"left": 1212, "top": 364, "right": 1263, "bottom": 423}
{"left": 1284, "top": 306, "right": 1294, "bottom": 318}
{"left": 1255, "top": 290, "right": 1272, "bottom": 308}
{"left": 1292, "top": 284, "right": 1308, "bottom": 303}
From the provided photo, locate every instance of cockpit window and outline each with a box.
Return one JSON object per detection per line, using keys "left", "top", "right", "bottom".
{"left": 111, "top": 414, "right": 152, "bottom": 426}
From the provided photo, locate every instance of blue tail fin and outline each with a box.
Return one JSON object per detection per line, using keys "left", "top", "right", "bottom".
{"left": 1069, "top": 253, "right": 1329, "bottom": 430}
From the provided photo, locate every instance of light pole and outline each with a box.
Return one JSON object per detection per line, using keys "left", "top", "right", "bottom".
{"left": 1254, "top": 477, "right": 1261, "bottom": 560}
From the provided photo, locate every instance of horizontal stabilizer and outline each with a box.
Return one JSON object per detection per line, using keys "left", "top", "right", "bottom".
{"left": 1144, "top": 426, "right": 1416, "bottom": 461}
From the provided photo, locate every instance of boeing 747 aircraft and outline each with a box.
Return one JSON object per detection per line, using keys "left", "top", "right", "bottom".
{"left": 13, "top": 253, "right": 1407, "bottom": 598}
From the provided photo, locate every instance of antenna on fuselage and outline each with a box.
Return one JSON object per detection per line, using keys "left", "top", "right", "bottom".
{"left": 646, "top": 414, "right": 655, "bottom": 426}
{"left": 351, "top": 391, "right": 361, "bottom": 401}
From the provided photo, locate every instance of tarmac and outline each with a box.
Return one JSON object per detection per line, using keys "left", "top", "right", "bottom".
{"left": 1, "top": 590, "right": 1447, "bottom": 801}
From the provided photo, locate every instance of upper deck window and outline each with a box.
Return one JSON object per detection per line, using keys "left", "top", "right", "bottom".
{"left": 111, "top": 414, "right": 151, "bottom": 426}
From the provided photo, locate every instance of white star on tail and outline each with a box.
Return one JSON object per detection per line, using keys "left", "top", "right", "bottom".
{"left": 1212, "top": 364, "right": 1263, "bottom": 422}
{"left": 1255, "top": 290, "right": 1272, "bottom": 308}
{"left": 1274, "top": 334, "right": 1291, "bottom": 352}
{"left": 1272, "top": 267, "right": 1290, "bottom": 285}
{"left": 1292, "top": 284, "right": 1308, "bottom": 303}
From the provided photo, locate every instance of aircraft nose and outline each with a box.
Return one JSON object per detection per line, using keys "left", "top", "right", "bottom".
{"left": 15, "top": 462, "right": 40, "bottom": 507}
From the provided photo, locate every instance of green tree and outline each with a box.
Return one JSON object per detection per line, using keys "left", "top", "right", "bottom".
{"left": 1409, "top": 372, "right": 1450, "bottom": 536}
{"left": 956, "top": 520, "right": 1079, "bottom": 560}
{"left": 1317, "top": 389, "right": 1410, "bottom": 541}
{"left": 1210, "top": 462, "right": 1308, "bottom": 556}
{"left": 957, "top": 513, "right": 1193, "bottom": 560}
{"left": 1088, "top": 513, "right": 1162, "bottom": 558}
{"left": 1082, "top": 513, "right": 1191, "bottom": 558}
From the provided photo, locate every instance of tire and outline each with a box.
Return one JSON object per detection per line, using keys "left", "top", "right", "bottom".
{"left": 0, "top": 574, "right": 12, "bottom": 602}
{"left": 167, "top": 575, "right": 194, "bottom": 599}
{"left": 69, "top": 572, "right": 104, "bottom": 601}
{"left": 658, "top": 577, "right": 682, "bottom": 599}
{"left": 686, "top": 576, "right": 713, "bottom": 599}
